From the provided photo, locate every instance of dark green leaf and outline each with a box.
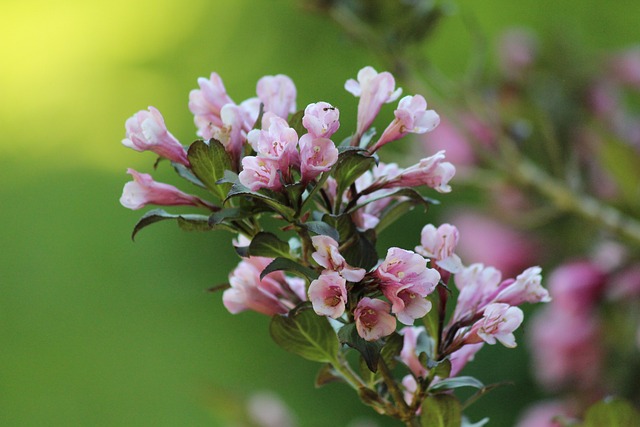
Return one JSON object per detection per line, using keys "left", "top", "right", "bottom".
{"left": 208, "top": 206, "right": 258, "bottom": 226}
{"left": 581, "top": 398, "right": 640, "bottom": 427}
{"left": 217, "top": 169, "right": 239, "bottom": 185}
{"left": 358, "top": 127, "right": 377, "bottom": 149}
{"left": 303, "top": 221, "right": 340, "bottom": 242}
{"left": 338, "top": 323, "right": 383, "bottom": 373}
{"left": 421, "top": 295, "right": 440, "bottom": 355}
{"left": 260, "top": 257, "right": 319, "bottom": 281}
{"left": 225, "top": 183, "right": 296, "bottom": 220}
{"left": 172, "top": 162, "right": 206, "bottom": 188}
{"left": 288, "top": 109, "right": 306, "bottom": 137}
{"left": 187, "top": 140, "right": 232, "bottom": 200}
{"left": 332, "top": 148, "right": 376, "bottom": 204}
{"left": 315, "top": 364, "right": 344, "bottom": 387}
{"left": 248, "top": 232, "right": 291, "bottom": 259}
{"left": 380, "top": 332, "right": 403, "bottom": 370}
{"left": 270, "top": 304, "right": 339, "bottom": 363}
{"left": 131, "top": 209, "right": 214, "bottom": 240}
{"left": 433, "top": 358, "right": 451, "bottom": 379}
{"left": 420, "top": 394, "right": 462, "bottom": 427}
{"left": 323, "top": 214, "right": 378, "bottom": 270}
{"left": 429, "top": 376, "right": 484, "bottom": 392}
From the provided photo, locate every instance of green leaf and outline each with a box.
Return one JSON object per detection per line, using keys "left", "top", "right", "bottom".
{"left": 172, "top": 162, "right": 206, "bottom": 188}
{"left": 581, "top": 398, "right": 640, "bottom": 427}
{"left": 421, "top": 293, "right": 440, "bottom": 352}
{"left": 248, "top": 232, "right": 291, "bottom": 259}
{"left": 270, "top": 304, "right": 339, "bottom": 363}
{"left": 187, "top": 140, "right": 232, "bottom": 200}
{"left": 260, "top": 257, "right": 319, "bottom": 281}
{"left": 225, "top": 183, "right": 296, "bottom": 220}
{"left": 217, "top": 169, "right": 239, "bottom": 185}
{"left": 208, "top": 206, "right": 260, "bottom": 226}
{"left": 315, "top": 364, "right": 344, "bottom": 387}
{"left": 420, "top": 394, "right": 462, "bottom": 427}
{"left": 338, "top": 323, "right": 383, "bottom": 373}
{"left": 428, "top": 376, "right": 484, "bottom": 392}
{"left": 303, "top": 221, "right": 340, "bottom": 242}
{"left": 380, "top": 332, "right": 404, "bottom": 370}
{"left": 332, "top": 148, "right": 376, "bottom": 204}
{"left": 131, "top": 209, "right": 215, "bottom": 240}
{"left": 358, "top": 127, "right": 377, "bottom": 149}
{"left": 288, "top": 109, "right": 306, "bottom": 137}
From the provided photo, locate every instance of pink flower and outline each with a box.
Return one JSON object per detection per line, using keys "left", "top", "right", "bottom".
{"left": 247, "top": 113, "right": 299, "bottom": 173}
{"left": 497, "top": 29, "right": 538, "bottom": 80}
{"left": 452, "top": 263, "right": 503, "bottom": 323}
{"left": 609, "top": 47, "right": 640, "bottom": 89}
{"left": 189, "top": 72, "right": 235, "bottom": 139}
{"left": 308, "top": 271, "right": 348, "bottom": 318}
{"left": 375, "top": 248, "right": 440, "bottom": 325}
{"left": 399, "top": 326, "right": 427, "bottom": 378}
{"left": 380, "top": 151, "right": 455, "bottom": 193}
{"left": 345, "top": 66, "right": 402, "bottom": 141}
{"left": 415, "top": 223, "right": 463, "bottom": 273}
{"left": 369, "top": 95, "right": 440, "bottom": 153}
{"left": 212, "top": 103, "right": 246, "bottom": 167}
{"left": 238, "top": 156, "right": 282, "bottom": 192}
{"left": 352, "top": 163, "right": 403, "bottom": 229}
{"left": 302, "top": 102, "right": 340, "bottom": 138}
{"left": 425, "top": 118, "right": 476, "bottom": 168}
{"left": 466, "top": 303, "right": 523, "bottom": 348}
{"left": 354, "top": 297, "right": 396, "bottom": 341}
{"left": 449, "top": 343, "right": 483, "bottom": 377}
{"left": 516, "top": 401, "right": 571, "bottom": 427}
{"left": 256, "top": 74, "right": 297, "bottom": 119}
{"left": 543, "top": 262, "right": 604, "bottom": 314}
{"left": 120, "top": 168, "right": 212, "bottom": 210}
{"left": 492, "top": 266, "right": 550, "bottom": 307}
{"left": 298, "top": 134, "right": 339, "bottom": 183}
{"left": 122, "top": 107, "right": 189, "bottom": 166}
{"left": 223, "top": 256, "right": 306, "bottom": 316}
{"left": 608, "top": 263, "right": 640, "bottom": 300}
{"left": 311, "top": 235, "right": 366, "bottom": 282}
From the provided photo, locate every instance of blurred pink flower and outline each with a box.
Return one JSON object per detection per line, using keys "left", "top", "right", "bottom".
{"left": 247, "top": 391, "right": 297, "bottom": 427}
{"left": 298, "top": 134, "right": 339, "bottom": 183}
{"left": 120, "top": 168, "right": 212, "bottom": 210}
{"left": 122, "top": 107, "right": 189, "bottom": 166}
{"left": 547, "top": 261, "right": 606, "bottom": 314}
{"left": 516, "top": 400, "right": 571, "bottom": 427}
{"left": 302, "top": 102, "right": 340, "bottom": 138}
{"left": 497, "top": 29, "right": 538, "bottom": 80}
{"left": 311, "top": 235, "right": 366, "bottom": 282}
{"left": 399, "top": 326, "right": 427, "bottom": 378}
{"left": 449, "top": 343, "right": 483, "bottom": 377}
{"left": 257, "top": 74, "right": 297, "bottom": 119}
{"left": 607, "top": 263, "right": 640, "bottom": 300}
{"left": 345, "top": 66, "right": 402, "bottom": 141}
{"left": 424, "top": 118, "right": 476, "bottom": 168}
{"left": 609, "top": 47, "right": 640, "bottom": 89}
{"left": 451, "top": 211, "right": 539, "bottom": 278}
{"left": 223, "top": 256, "right": 306, "bottom": 316}
{"left": 370, "top": 95, "right": 439, "bottom": 153}
{"left": 354, "top": 297, "right": 396, "bottom": 341}
{"left": 308, "top": 271, "right": 348, "bottom": 319}
{"left": 189, "top": 72, "right": 235, "bottom": 139}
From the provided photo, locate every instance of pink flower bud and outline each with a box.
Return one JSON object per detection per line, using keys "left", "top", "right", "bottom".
{"left": 299, "top": 134, "right": 339, "bottom": 183}
{"left": 354, "top": 297, "right": 396, "bottom": 341}
{"left": 380, "top": 151, "right": 455, "bottom": 193}
{"left": 247, "top": 113, "right": 299, "bottom": 173}
{"left": 415, "top": 223, "right": 463, "bottom": 273}
{"left": 223, "top": 256, "right": 305, "bottom": 316}
{"left": 120, "top": 168, "right": 212, "bottom": 210}
{"left": 370, "top": 95, "right": 440, "bottom": 153}
{"left": 308, "top": 271, "right": 347, "bottom": 318}
{"left": 122, "top": 107, "right": 189, "bottom": 166}
{"left": 311, "top": 235, "right": 366, "bottom": 282}
{"left": 189, "top": 72, "right": 235, "bottom": 139}
{"left": 466, "top": 303, "right": 523, "bottom": 348}
{"left": 238, "top": 156, "right": 282, "bottom": 192}
{"left": 492, "top": 266, "right": 550, "bottom": 307}
{"left": 257, "top": 74, "right": 297, "bottom": 119}
{"left": 376, "top": 248, "right": 440, "bottom": 325}
{"left": 345, "top": 66, "right": 402, "bottom": 141}
{"left": 302, "top": 102, "right": 340, "bottom": 138}
{"left": 452, "top": 263, "right": 503, "bottom": 322}
{"left": 399, "top": 326, "right": 427, "bottom": 378}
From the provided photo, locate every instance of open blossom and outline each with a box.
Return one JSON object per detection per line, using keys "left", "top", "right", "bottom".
{"left": 354, "top": 297, "right": 396, "bottom": 341}
{"left": 311, "top": 235, "right": 366, "bottom": 282}
{"left": 375, "top": 248, "right": 440, "bottom": 325}
{"left": 247, "top": 113, "right": 300, "bottom": 172}
{"left": 370, "top": 95, "right": 440, "bottom": 153}
{"left": 415, "top": 223, "right": 463, "bottom": 273}
{"left": 122, "top": 107, "right": 189, "bottom": 166}
{"left": 223, "top": 256, "right": 306, "bottom": 316}
{"left": 492, "top": 266, "right": 551, "bottom": 307}
{"left": 120, "top": 168, "right": 213, "bottom": 210}
{"left": 400, "top": 326, "right": 427, "bottom": 378}
{"left": 257, "top": 74, "right": 297, "bottom": 119}
{"left": 213, "top": 103, "right": 246, "bottom": 167}
{"left": 302, "top": 102, "right": 340, "bottom": 138}
{"left": 299, "top": 134, "right": 339, "bottom": 183}
{"left": 465, "top": 303, "right": 524, "bottom": 348}
{"left": 380, "top": 151, "right": 455, "bottom": 193}
{"left": 345, "top": 66, "right": 402, "bottom": 140}
{"left": 189, "top": 72, "right": 235, "bottom": 139}
{"left": 238, "top": 156, "right": 282, "bottom": 192}
{"left": 308, "top": 271, "right": 348, "bottom": 318}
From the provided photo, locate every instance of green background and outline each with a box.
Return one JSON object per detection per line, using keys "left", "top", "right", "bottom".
{"left": 1, "top": 0, "right": 638, "bottom": 425}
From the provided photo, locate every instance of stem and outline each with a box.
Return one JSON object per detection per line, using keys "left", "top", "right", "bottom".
{"left": 378, "top": 358, "right": 413, "bottom": 421}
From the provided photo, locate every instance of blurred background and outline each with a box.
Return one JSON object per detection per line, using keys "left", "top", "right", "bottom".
{"left": 1, "top": 0, "right": 638, "bottom": 425}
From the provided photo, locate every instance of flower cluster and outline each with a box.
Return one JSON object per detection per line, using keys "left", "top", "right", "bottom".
{"left": 120, "top": 66, "right": 548, "bottom": 424}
